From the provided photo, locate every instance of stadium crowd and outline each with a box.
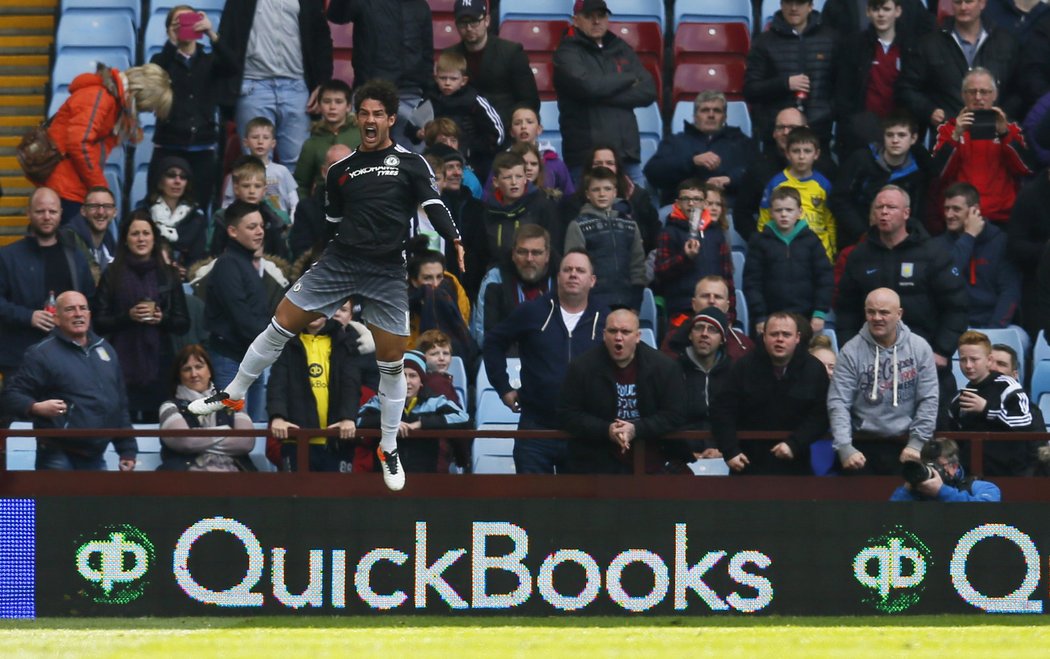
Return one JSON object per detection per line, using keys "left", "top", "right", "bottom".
{"left": 3, "top": 0, "right": 1050, "bottom": 482}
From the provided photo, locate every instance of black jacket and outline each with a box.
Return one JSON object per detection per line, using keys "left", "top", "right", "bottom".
{"left": 835, "top": 222, "right": 969, "bottom": 357}
{"left": 444, "top": 36, "right": 540, "bottom": 129}
{"left": 822, "top": 0, "right": 934, "bottom": 40}
{"left": 829, "top": 143, "right": 931, "bottom": 248}
{"left": 710, "top": 345, "right": 829, "bottom": 466}
{"left": 897, "top": 20, "right": 1023, "bottom": 125}
{"left": 560, "top": 180, "right": 661, "bottom": 253}
{"left": 743, "top": 222, "right": 834, "bottom": 324}
{"left": 948, "top": 371, "right": 1039, "bottom": 476}
{"left": 643, "top": 121, "right": 755, "bottom": 203}
{"left": 553, "top": 26, "right": 657, "bottom": 168}
{"left": 1006, "top": 169, "right": 1050, "bottom": 277}
{"left": 267, "top": 322, "right": 362, "bottom": 428}
{"left": 327, "top": 0, "right": 432, "bottom": 93}
{"left": 442, "top": 186, "right": 487, "bottom": 299}
{"left": 744, "top": 11, "right": 839, "bottom": 139}
{"left": 679, "top": 348, "right": 732, "bottom": 440}
{"left": 204, "top": 240, "right": 280, "bottom": 360}
{"left": 473, "top": 188, "right": 560, "bottom": 275}
{"left": 151, "top": 39, "right": 238, "bottom": 146}
{"left": 558, "top": 342, "right": 686, "bottom": 474}
{"left": 215, "top": 0, "right": 333, "bottom": 109}
{"left": 290, "top": 187, "right": 336, "bottom": 260}
{"left": 93, "top": 261, "right": 190, "bottom": 339}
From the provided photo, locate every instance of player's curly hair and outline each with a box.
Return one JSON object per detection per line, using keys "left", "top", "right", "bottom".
{"left": 353, "top": 79, "right": 399, "bottom": 118}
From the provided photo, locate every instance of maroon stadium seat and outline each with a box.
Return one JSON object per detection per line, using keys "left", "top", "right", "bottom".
{"left": 499, "top": 19, "right": 569, "bottom": 56}
{"left": 333, "top": 55, "right": 354, "bottom": 88}
{"left": 608, "top": 20, "right": 663, "bottom": 69}
{"left": 428, "top": 0, "right": 457, "bottom": 13}
{"left": 329, "top": 21, "right": 353, "bottom": 50}
{"left": 530, "top": 60, "right": 556, "bottom": 100}
{"left": 673, "top": 21, "right": 750, "bottom": 61}
{"left": 672, "top": 57, "right": 747, "bottom": 103}
{"left": 433, "top": 16, "right": 460, "bottom": 50}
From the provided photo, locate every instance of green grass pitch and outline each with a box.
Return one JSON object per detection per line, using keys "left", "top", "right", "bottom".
{"left": 2, "top": 616, "right": 1049, "bottom": 657}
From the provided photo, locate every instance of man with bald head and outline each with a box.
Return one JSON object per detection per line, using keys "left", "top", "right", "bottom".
{"left": 559, "top": 309, "right": 686, "bottom": 474}
{"left": 290, "top": 143, "right": 354, "bottom": 259}
{"left": 828, "top": 287, "right": 939, "bottom": 474}
{"left": 0, "top": 187, "right": 95, "bottom": 387}
{"left": 1, "top": 291, "right": 137, "bottom": 470}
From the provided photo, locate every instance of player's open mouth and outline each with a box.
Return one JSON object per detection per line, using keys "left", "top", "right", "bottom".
{"left": 364, "top": 126, "right": 377, "bottom": 139}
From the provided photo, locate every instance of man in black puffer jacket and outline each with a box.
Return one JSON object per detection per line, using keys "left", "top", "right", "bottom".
{"left": 553, "top": 0, "right": 657, "bottom": 176}
{"left": 744, "top": 0, "right": 840, "bottom": 148}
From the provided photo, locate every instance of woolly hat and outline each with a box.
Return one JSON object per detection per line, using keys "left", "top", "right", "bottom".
{"left": 691, "top": 306, "right": 729, "bottom": 340}
{"left": 404, "top": 350, "right": 428, "bottom": 378}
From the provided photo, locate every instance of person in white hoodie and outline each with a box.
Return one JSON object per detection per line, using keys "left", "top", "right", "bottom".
{"left": 828, "top": 287, "right": 940, "bottom": 474}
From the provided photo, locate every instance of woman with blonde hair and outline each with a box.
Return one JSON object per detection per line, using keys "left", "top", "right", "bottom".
{"left": 45, "top": 63, "right": 173, "bottom": 221}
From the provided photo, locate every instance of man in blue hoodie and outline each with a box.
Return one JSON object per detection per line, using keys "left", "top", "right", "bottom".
{"left": 829, "top": 287, "right": 940, "bottom": 474}
{"left": 483, "top": 249, "right": 606, "bottom": 473}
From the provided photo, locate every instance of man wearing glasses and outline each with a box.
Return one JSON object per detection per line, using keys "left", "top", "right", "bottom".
{"left": 443, "top": 0, "right": 539, "bottom": 130}
{"left": 62, "top": 186, "right": 118, "bottom": 284}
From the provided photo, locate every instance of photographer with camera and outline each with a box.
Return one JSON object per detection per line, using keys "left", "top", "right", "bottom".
{"left": 891, "top": 437, "right": 1001, "bottom": 502}
{"left": 931, "top": 68, "right": 1033, "bottom": 226}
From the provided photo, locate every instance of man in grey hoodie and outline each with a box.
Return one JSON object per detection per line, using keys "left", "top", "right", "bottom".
{"left": 828, "top": 287, "right": 939, "bottom": 474}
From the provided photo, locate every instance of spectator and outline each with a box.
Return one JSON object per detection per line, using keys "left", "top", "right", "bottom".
{"left": 290, "top": 144, "right": 350, "bottom": 260}
{"left": 150, "top": 6, "right": 237, "bottom": 211}
{"left": 563, "top": 167, "right": 646, "bottom": 310}
{"left": 444, "top": 0, "right": 540, "bottom": 130}
{"left": 661, "top": 275, "right": 754, "bottom": 361}
{"left": 1, "top": 291, "right": 137, "bottom": 471}
{"left": 559, "top": 309, "right": 686, "bottom": 473}
{"left": 221, "top": 117, "right": 299, "bottom": 217}
{"left": 744, "top": 0, "right": 839, "bottom": 148}
{"left": 143, "top": 156, "right": 208, "bottom": 272}
{"left": 832, "top": 0, "right": 925, "bottom": 157}
{"left": 327, "top": 0, "right": 430, "bottom": 150}
{"left": 986, "top": 341, "right": 1045, "bottom": 429}
{"left": 890, "top": 437, "right": 1001, "bottom": 501}
{"left": 267, "top": 314, "right": 361, "bottom": 472}
{"left": 507, "top": 105, "right": 574, "bottom": 198}
{"left": 0, "top": 188, "right": 95, "bottom": 382}
{"left": 561, "top": 146, "right": 661, "bottom": 253}
{"left": 93, "top": 212, "right": 191, "bottom": 423}
{"left": 424, "top": 120, "right": 485, "bottom": 198}
{"left": 830, "top": 111, "right": 931, "bottom": 248}
{"left": 158, "top": 344, "right": 256, "bottom": 471}
{"left": 734, "top": 108, "right": 837, "bottom": 239}
{"left": 757, "top": 127, "right": 837, "bottom": 260}
{"left": 45, "top": 64, "right": 172, "bottom": 221}
{"left": 1037, "top": 240, "right": 1050, "bottom": 337}
{"left": 898, "top": 0, "right": 1023, "bottom": 131}
{"left": 427, "top": 143, "right": 486, "bottom": 295}
{"left": 406, "top": 244, "right": 475, "bottom": 365}
{"left": 292, "top": 79, "right": 361, "bottom": 200}
{"left": 932, "top": 182, "right": 1022, "bottom": 330}
{"left": 643, "top": 91, "right": 755, "bottom": 204}
{"left": 809, "top": 333, "right": 837, "bottom": 378}
{"left": 822, "top": 0, "right": 933, "bottom": 39}
{"left": 930, "top": 67, "right": 1033, "bottom": 227}
{"left": 211, "top": 156, "right": 291, "bottom": 260}
{"left": 1007, "top": 167, "right": 1050, "bottom": 336}
{"left": 61, "top": 186, "right": 118, "bottom": 284}
{"left": 711, "top": 311, "right": 830, "bottom": 474}
{"left": 653, "top": 180, "right": 734, "bottom": 323}
{"left": 358, "top": 350, "right": 468, "bottom": 473}
{"left": 679, "top": 307, "right": 735, "bottom": 458}
{"left": 509, "top": 142, "right": 564, "bottom": 204}
{"left": 744, "top": 187, "right": 834, "bottom": 336}
{"left": 835, "top": 185, "right": 968, "bottom": 370}
{"left": 218, "top": 0, "right": 331, "bottom": 169}
{"left": 948, "top": 330, "right": 1038, "bottom": 475}
{"left": 828, "top": 287, "right": 939, "bottom": 474}
{"left": 981, "top": 0, "right": 1050, "bottom": 45}
{"left": 471, "top": 224, "right": 555, "bottom": 347}
{"left": 483, "top": 249, "right": 606, "bottom": 473}
{"left": 416, "top": 327, "right": 469, "bottom": 471}
{"left": 204, "top": 200, "right": 286, "bottom": 421}
{"left": 553, "top": 0, "right": 657, "bottom": 185}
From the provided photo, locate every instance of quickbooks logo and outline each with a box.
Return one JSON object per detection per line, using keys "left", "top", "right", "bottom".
{"left": 75, "top": 524, "right": 155, "bottom": 604}
{"left": 852, "top": 526, "right": 932, "bottom": 613}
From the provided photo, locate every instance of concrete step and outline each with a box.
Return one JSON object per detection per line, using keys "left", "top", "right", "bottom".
{"left": 0, "top": 14, "right": 53, "bottom": 33}
{"left": 0, "top": 116, "right": 42, "bottom": 129}
{"left": 0, "top": 0, "right": 59, "bottom": 14}
{"left": 1, "top": 174, "right": 32, "bottom": 190}
{"left": 0, "top": 54, "right": 49, "bottom": 77}
{"left": 0, "top": 74, "right": 48, "bottom": 96}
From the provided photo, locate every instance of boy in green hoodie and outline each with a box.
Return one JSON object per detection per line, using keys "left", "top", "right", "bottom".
{"left": 293, "top": 79, "right": 362, "bottom": 199}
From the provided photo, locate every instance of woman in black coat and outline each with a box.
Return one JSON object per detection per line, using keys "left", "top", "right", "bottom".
{"left": 93, "top": 211, "right": 190, "bottom": 422}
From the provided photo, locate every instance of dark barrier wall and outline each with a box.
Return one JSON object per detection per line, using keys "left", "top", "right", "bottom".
{"left": 3, "top": 498, "right": 1049, "bottom": 617}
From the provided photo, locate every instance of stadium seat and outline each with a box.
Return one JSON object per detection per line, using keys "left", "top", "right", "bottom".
{"left": 735, "top": 289, "right": 748, "bottom": 331}
{"left": 730, "top": 225, "right": 747, "bottom": 252}
{"left": 530, "top": 60, "right": 556, "bottom": 100}
{"left": 1031, "top": 362, "right": 1050, "bottom": 403}
{"left": 673, "top": 0, "right": 752, "bottom": 33}
{"left": 56, "top": 13, "right": 137, "bottom": 63}
{"left": 5, "top": 422, "right": 36, "bottom": 471}
{"left": 133, "top": 129, "right": 155, "bottom": 175}
{"left": 448, "top": 356, "right": 468, "bottom": 409}
{"left": 475, "top": 358, "right": 522, "bottom": 414}
{"left": 498, "top": 20, "right": 568, "bottom": 56}
{"left": 428, "top": 0, "right": 457, "bottom": 13}
{"left": 817, "top": 328, "right": 838, "bottom": 353}
{"left": 1036, "top": 330, "right": 1050, "bottom": 363}
{"left": 639, "top": 287, "right": 657, "bottom": 330}
{"left": 609, "top": 20, "right": 664, "bottom": 68}
{"left": 670, "top": 100, "right": 751, "bottom": 138}
{"left": 104, "top": 168, "right": 125, "bottom": 216}
{"left": 688, "top": 458, "right": 730, "bottom": 475}
{"left": 433, "top": 16, "right": 460, "bottom": 50}
{"left": 52, "top": 53, "right": 132, "bottom": 97}
{"left": 130, "top": 170, "right": 149, "bottom": 209}
{"left": 48, "top": 91, "right": 70, "bottom": 118}
{"left": 950, "top": 353, "right": 968, "bottom": 390}
{"left": 973, "top": 327, "right": 1026, "bottom": 381}
{"left": 640, "top": 328, "right": 657, "bottom": 348}
{"left": 937, "top": 0, "right": 953, "bottom": 23}
{"left": 62, "top": 0, "right": 140, "bottom": 29}
{"left": 540, "top": 133, "right": 563, "bottom": 155}
{"left": 605, "top": 0, "right": 664, "bottom": 25}
{"left": 330, "top": 22, "right": 354, "bottom": 49}
{"left": 333, "top": 56, "right": 354, "bottom": 88}
{"left": 673, "top": 22, "right": 750, "bottom": 61}
{"left": 731, "top": 251, "right": 744, "bottom": 291}
{"left": 634, "top": 102, "right": 662, "bottom": 141}
{"left": 672, "top": 58, "right": 747, "bottom": 103}
{"left": 1040, "top": 394, "right": 1050, "bottom": 431}
{"left": 499, "top": 0, "right": 573, "bottom": 23}
{"left": 539, "top": 100, "right": 559, "bottom": 130}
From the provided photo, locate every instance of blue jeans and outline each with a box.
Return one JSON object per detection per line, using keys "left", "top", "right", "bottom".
{"left": 36, "top": 446, "right": 106, "bottom": 471}
{"left": 210, "top": 352, "right": 268, "bottom": 423}
{"left": 235, "top": 77, "right": 311, "bottom": 169}
{"left": 513, "top": 413, "right": 568, "bottom": 474}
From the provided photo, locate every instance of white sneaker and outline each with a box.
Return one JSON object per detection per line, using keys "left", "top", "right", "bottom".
{"left": 377, "top": 447, "right": 405, "bottom": 491}
{"left": 187, "top": 391, "right": 244, "bottom": 415}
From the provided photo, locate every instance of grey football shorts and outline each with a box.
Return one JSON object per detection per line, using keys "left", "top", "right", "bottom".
{"left": 285, "top": 248, "right": 409, "bottom": 336}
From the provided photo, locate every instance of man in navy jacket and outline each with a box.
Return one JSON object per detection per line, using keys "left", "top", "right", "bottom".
{"left": 483, "top": 249, "right": 606, "bottom": 473}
